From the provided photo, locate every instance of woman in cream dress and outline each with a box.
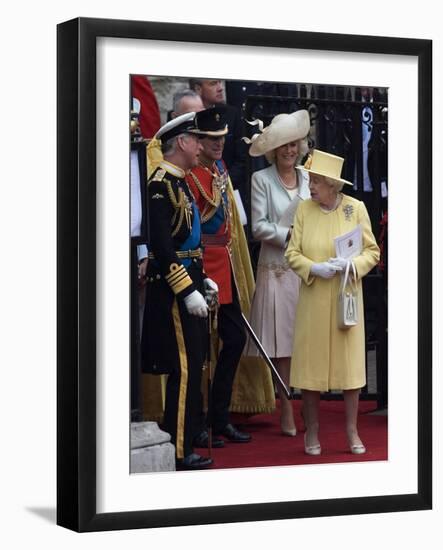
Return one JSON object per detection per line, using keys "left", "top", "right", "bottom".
{"left": 285, "top": 149, "right": 380, "bottom": 455}
{"left": 245, "top": 110, "right": 311, "bottom": 436}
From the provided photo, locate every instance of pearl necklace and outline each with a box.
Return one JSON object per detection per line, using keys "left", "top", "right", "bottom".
{"left": 276, "top": 169, "right": 298, "bottom": 191}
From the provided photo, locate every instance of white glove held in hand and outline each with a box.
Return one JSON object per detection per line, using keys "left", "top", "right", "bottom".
{"left": 310, "top": 262, "right": 342, "bottom": 279}
{"left": 203, "top": 277, "right": 219, "bottom": 307}
{"left": 184, "top": 290, "right": 209, "bottom": 317}
{"left": 204, "top": 278, "right": 219, "bottom": 294}
{"left": 328, "top": 257, "right": 348, "bottom": 270}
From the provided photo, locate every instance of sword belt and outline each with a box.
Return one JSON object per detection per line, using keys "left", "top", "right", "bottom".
{"left": 148, "top": 248, "right": 203, "bottom": 260}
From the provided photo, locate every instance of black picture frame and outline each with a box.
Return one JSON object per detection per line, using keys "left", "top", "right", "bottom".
{"left": 57, "top": 17, "right": 432, "bottom": 532}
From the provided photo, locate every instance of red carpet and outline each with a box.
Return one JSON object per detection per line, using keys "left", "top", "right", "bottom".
{"left": 206, "top": 400, "right": 387, "bottom": 469}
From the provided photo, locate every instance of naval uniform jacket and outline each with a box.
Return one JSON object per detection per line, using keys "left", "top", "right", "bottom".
{"left": 141, "top": 160, "right": 206, "bottom": 376}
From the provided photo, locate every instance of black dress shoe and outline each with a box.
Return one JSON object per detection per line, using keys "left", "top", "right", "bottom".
{"left": 193, "top": 430, "right": 225, "bottom": 449}
{"left": 217, "top": 423, "right": 251, "bottom": 443}
{"left": 176, "top": 453, "right": 213, "bottom": 471}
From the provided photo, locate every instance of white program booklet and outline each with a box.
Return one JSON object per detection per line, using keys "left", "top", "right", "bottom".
{"left": 278, "top": 195, "right": 302, "bottom": 228}
{"left": 334, "top": 224, "right": 363, "bottom": 259}
{"left": 233, "top": 189, "right": 248, "bottom": 226}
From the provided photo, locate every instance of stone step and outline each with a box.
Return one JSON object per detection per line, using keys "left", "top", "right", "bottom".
{"left": 130, "top": 421, "right": 175, "bottom": 473}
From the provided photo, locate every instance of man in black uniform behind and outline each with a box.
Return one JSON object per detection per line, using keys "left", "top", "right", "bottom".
{"left": 141, "top": 112, "right": 218, "bottom": 470}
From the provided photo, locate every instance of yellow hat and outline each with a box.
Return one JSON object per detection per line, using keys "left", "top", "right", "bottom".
{"left": 296, "top": 149, "right": 353, "bottom": 186}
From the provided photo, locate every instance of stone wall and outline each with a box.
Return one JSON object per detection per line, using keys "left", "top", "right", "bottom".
{"left": 149, "top": 76, "right": 188, "bottom": 125}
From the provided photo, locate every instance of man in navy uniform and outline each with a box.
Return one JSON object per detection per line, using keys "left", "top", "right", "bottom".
{"left": 141, "top": 112, "right": 218, "bottom": 470}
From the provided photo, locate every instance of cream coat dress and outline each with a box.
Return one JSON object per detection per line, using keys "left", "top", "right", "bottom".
{"left": 246, "top": 164, "right": 310, "bottom": 358}
{"left": 285, "top": 194, "right": 380, "bottom": 391}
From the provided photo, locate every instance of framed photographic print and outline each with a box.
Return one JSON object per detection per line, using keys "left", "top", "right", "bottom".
{"left": 57, "top": 17, "right": 432, "bottom": 532}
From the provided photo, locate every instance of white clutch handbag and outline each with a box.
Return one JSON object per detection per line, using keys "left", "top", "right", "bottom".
{"left": 337, "top": 260, "right": 358, "bottom": 330}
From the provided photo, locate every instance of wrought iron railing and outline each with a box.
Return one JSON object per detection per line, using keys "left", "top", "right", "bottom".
{"left": 241, "top": 89, "right": 388, "bottom": 408}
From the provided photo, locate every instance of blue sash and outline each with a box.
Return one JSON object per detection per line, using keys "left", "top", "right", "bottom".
{"left": 201, "top": 160, "right": 228, "bottom": 235}
{"left": 179, "top": 202, "right": 201, "bottom": 268}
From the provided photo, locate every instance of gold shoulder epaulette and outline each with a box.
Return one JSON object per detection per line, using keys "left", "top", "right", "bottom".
{"left": 151, "top": 168, "right": 166, "bottom": 182}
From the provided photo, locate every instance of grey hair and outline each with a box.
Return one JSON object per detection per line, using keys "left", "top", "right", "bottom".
{"left": 161, "top": 135, "right": 179, "bottom": 156}
{"left": 308, "top": 173, "right": 343, "bottom": 193}
{"left": 172, "top": 89, "right": 201, "bottom": 113}
{"left": 265, "top": 136, "right": 309, "bottom": 165}
{"left": 162, "top": 133, "right": 194, "bottom": 156}
{"left": 325, "top": 176, "right": 345, "bottom": 192}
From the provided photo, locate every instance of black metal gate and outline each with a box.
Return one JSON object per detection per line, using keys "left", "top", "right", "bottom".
{"left": 238, "top": 85, "right": 388, "bottom": 408}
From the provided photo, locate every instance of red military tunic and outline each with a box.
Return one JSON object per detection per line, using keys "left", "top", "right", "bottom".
{"left": 186, "top": 161, "right": 233, "bottom": 304}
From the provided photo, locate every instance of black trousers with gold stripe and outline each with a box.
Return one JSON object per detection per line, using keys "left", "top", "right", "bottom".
{"left": 162, "top": 297, "right": 207, "bottom": 459}
{"left": 141, "top": 261, "right": 207, "bottom": 460}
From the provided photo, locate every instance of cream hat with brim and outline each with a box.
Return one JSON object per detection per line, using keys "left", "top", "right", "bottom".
{"left": 296, "top": 149, "right": 353, "bottom": 186}
{"left": 246, "top": 110, "right": 310, "bottom": 157}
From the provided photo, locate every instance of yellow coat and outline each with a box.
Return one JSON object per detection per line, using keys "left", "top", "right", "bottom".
{"left": 285, "top": 194, "right": 380, "bottom": 391}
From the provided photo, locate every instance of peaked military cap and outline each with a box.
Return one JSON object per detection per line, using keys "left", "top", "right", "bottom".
{"left": 192, "top": 106, "right": 228, "bottom": 137}
{"left": 155, "top": 111, "right": 198, "bottom": 144}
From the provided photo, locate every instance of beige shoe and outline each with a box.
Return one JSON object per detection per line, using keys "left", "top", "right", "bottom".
{"left": 280, "top": 411, "right": 297, "bottom": 437}
{"left": 282, "top": 427, "right": 297, "bottom": 437}
{"left": 348, "top": 433, "right": 366, "bottom": 454}
{"left": 349, "top": 443, "right": 366, "bottom": 455}
{"left": 304, "top": 433, "right": 321, "bottom": 456}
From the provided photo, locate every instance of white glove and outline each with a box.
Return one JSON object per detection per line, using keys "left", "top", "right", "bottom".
{"left": 204, "top": 277, "right": 219, "bottom": 295}
{"left": 328, "top": 257, "right": 348, "bottom": 270}
{"left": 310, "top": 262, "right": 342, "bottom": 279}
{"left": 203, "top": 278, "right": 219, "bottom": 305}
{"left": 184, "top": 290, "right": 209, "bottom": 318}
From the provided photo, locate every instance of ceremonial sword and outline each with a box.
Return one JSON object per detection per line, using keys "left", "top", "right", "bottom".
{"left": 204, "top": 301, "right": 292, "bottom": 459}
{"left": 240, "top": 312, "right": 292, "bottom": 400}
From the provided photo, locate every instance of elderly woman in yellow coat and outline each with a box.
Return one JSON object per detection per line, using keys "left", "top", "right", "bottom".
{"left": 285, "top": 150, "right": 380, "bottom": 455}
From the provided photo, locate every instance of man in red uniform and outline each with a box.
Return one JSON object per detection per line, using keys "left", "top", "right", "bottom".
{"left": 186, "top": 106, "right": 251, "bottom": 447}
{"left": 189, "top": 79, "right": 247, "bottom": 206}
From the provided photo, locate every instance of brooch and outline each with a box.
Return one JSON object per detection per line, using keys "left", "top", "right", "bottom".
{"left": 343, "top": 204, "right": 354, "bottom": 221}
